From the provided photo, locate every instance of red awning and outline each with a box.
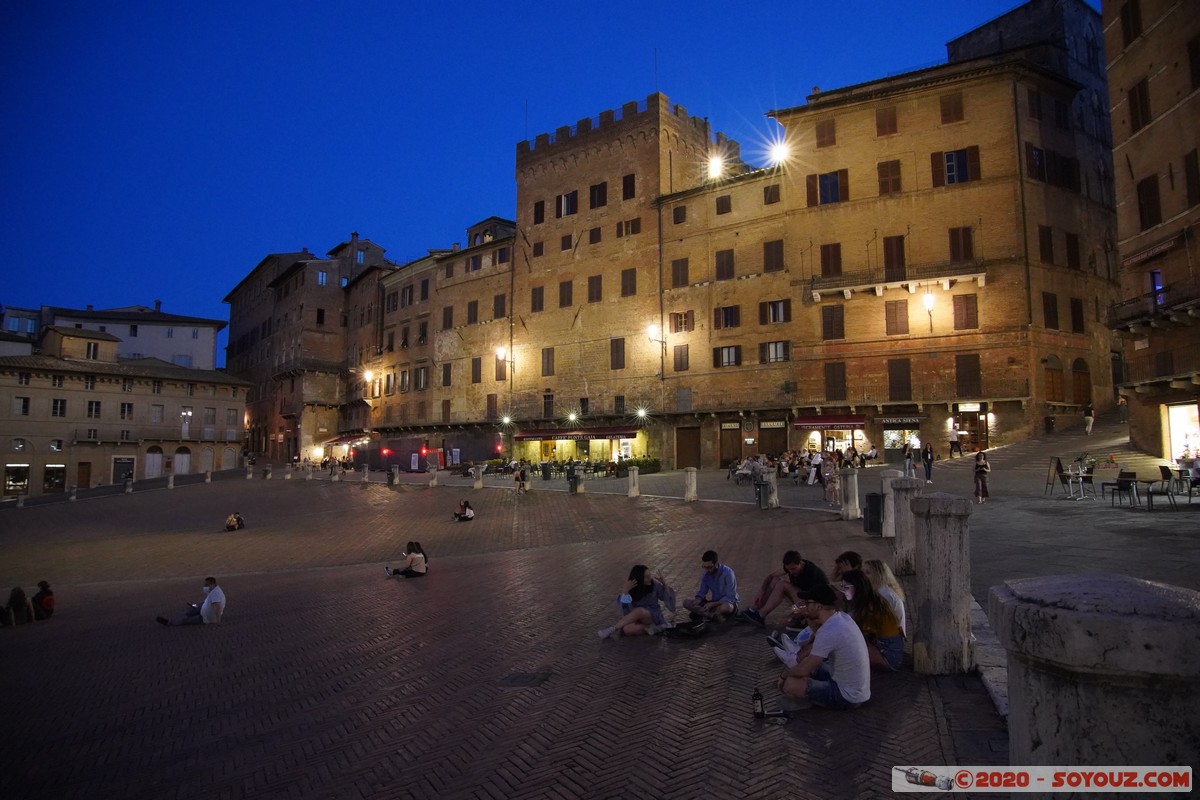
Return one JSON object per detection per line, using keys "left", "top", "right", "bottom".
{"left": 793, "top": 415, "right": 865, "bottom": 429}
{"left": 513, "top": 426, "right": 641, "bottom": 441}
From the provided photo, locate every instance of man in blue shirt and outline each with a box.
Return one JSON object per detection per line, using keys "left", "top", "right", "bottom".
{"left": 682, "top": 549, "right": 740, "bottom": 621}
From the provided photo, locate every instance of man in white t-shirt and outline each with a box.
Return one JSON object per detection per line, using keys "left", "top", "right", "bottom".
{"left": 777, "top": 583, "right": 870, "bottom": 709}
{"left": 157, "top": 577, "right": 226, "bottom": 626}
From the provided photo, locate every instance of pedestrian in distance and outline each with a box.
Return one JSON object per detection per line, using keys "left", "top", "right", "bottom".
{"left": 921, "top": 443, "right": 935, "bottom": 484}
{"left": 597, "top": 564, "right": 677, "bottom": 639}
{"left": 384, "top": 542, "right": 429, "bottom": 578}
{"left": 1118, "top": 396, "right": 1128, "bottom": 423}
{"left": 948, "top": 426, "right": 963, "bottom": 458}
{"left": 1083, "top": 403, "right": 1095, "bottom": 435}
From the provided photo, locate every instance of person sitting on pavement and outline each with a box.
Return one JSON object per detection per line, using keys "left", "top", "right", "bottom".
{"left": 452, "top": 500, "right": 475, "bottom": 522}
{"left": 385, "top": 542, "right": 428, "bottom": 578}
{"left": 31, "top": 581, "right": 55, "bottom": 620}
{"left": 597, "top": 565, "right": 677, "bottom": 640}
{"left": 777, "top": 583, "right": 871, "bottom": 710}
{"left": 741, "top": 551, "right": 828, "bottom": 626}
{"left": 769, "top": 595, "right": 823, "bottom": 669}
{"left": 862, "top": 559, "right": 906, "bottom": 638}
{"left": 832, "top": 551, "right": 862, "bottom": 584}
{"left": 156, "top": 577, "right": 225, "bottom": 626}
{"left": 682, "top": 550, "right": 739, "bottom": 622}
{"left": 841, "top": 569, "right": 904, "bottom": 671}
{"left": 2, "top": 586, "right": 36, "bottom": 627}
{"left": 234, "top": 512, "right": 245, "bottom": 529}
{"left": 225, "top": 513, "right": 238, "bottom": 531}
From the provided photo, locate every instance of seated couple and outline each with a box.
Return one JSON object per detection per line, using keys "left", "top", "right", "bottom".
{"left": 452, "top": 500, "right": 475, "bottom": 521}
{"left": 597, "top": 549, "right": 739, "bottom": 639}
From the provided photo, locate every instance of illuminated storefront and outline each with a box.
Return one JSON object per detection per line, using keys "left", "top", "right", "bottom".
{"left": 512, "top": 426, "right": 643, "bottom": 463}
{"left": 792, "top": 415, "right": 867, "bottom": 454}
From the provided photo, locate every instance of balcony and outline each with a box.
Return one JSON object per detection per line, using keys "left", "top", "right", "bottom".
{"left": 73, "top": 425, "right": 243, "bottom": 445}
{"left": 805, "top": 258, "right": 989, "bottom": 302}
{"left": 1108, "top": 276, "right": 1200, "bottom": 332}
{"left": 1124, "top": 348, "right": 1200, "bottom": 389}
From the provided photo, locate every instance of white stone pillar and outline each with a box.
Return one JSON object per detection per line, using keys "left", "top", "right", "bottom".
{"left": 839, "top": 468, "right": 860, "bottom": 520}
{"left": 284, "top": 465, "right": 293, "bottom": 480}
{"left": 69, "top": 487, "right": 78, "bottom": 501}
{"left": 124, "top": 478, "right": 134, "bottom": 495}
{"left": 16, "top": 494, "right": 24, "bottom": 508}
{"left": 576, "top": 471, "right": 586, "bottom": 494}
{"left": 891, "top": 476, "right": 924, "bottom": 576}
{"left": 331, "top": 470, "right": 340, "bottom": 482}
{"left": 763, "top": 471, "right": 779, "bottom": 509}
{"left": 306, "top": 465, "right": 314, "bottom": 481}
{"left": 991, "top": 574, "right": 1200, "bottom": 768}
{"left": 910, "top": 492, "right": 974, "bottom": 674}
{"left": 472, "top": 467, "right": 483, "bottom": 490}
{"left": 246, "top": 465, "right": 253, "bottom": 480}
{"left": 879, "top": 469, "right": 903, "bottom": 538}
{"left": 204, "top": 470, "right": 212, "bottom": 484}
{"left": 361, "top": 466, "right": 369, "bottom": 484}
{"left": 263, "top": 465, "right": 273, "bottom": 480}
{"left": 167, "top": 475, "right": 175, "bottom": 490}
{"left": 428, "top": 469, "right": 438, "bottom": 487}
{"left": 683, "top": 467, "right": 698, "bottom": 502}
{"left": 627, "top": 465, "right": 640, "bottom": 498}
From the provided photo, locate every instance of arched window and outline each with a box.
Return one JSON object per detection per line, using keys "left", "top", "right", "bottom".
{"left": 1045, "top": 355, "right": 1064, "bottom": 402}
{"left": 1071, "top": 358, "right": 1092, "bottom": 404}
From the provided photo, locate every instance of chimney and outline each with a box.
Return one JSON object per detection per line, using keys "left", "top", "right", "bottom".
{"left": 154, "top": 299, "right": 162, "bottom": 312}
{"left": 351, "top": 231, "right": 359, "bottom": 243}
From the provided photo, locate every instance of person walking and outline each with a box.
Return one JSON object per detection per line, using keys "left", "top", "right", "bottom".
{"left": 973, "top": 451, "right": 991, "bottom": 504}
{"left": 1118, "top": 396, "right": 1128, "bottom": 424}
{"left": 1083, "top": 403, "right": 1095, "bottom": 435}
{"left": 948, "top": 426, "right": 963, "bottom": 458}
{"left": 921, "top": 443, "right": 934, "bottom": 484}
{"left": 902, "top": 443, "right": 916, "bottom": 478}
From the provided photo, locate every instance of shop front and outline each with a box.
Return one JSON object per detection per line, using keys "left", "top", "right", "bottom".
{"left": 877, "top": 415, "right": 927, "bottom": 462}
{"left": 951, "top": 402, "right": 989, "bottom": 453}
{"left": 1166, "top": 402, "right": 1200, "bottom": 460}
{"left": 792, "top": 415, "right": 867, "bottom": 455}
{"left": 513, "top": 426, "right": 643, "bottom": 466}
{"left": 758, "top": 419, "right": 789, "bottom": 456}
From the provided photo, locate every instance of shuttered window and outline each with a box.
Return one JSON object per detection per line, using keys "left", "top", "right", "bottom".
{"left": 953, "top": 295, "right": 979, "bottom": 330}
{"left": 888, "top": 359, "right": 912, "bottom": 401}
{"left": 825, "top": 362, "right": 847, "bottom": 401}
{"left": 885, "top": 300, "right": 909, "bottom": 335}
{"left": 821, "top": 305, "right": 845, "bottom": 340}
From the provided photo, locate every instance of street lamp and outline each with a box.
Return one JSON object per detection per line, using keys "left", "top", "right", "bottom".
{"left": 923, "top": 291, "right": 935, "bottom": 332}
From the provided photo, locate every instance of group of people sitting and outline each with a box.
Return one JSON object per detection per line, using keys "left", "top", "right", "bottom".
{"left": 597, "top": 548, "right": 906, "bottom": 711}
{"left": 1, "top": 582, "right": 55, "bottom": 627}
{"left": 731, "top": 446, "right": 880, "bottom": 486}
{"left": 223, "top": 511, "right": 246, "bottom": 531}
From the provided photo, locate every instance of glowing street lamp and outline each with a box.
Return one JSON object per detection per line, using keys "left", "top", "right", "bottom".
{"left": 923, "top": 292, "right": 935, "bottom": 331}
{"left": 768, "top": 140, "right": 790, "bottom": 167}
{"left": 707, "top": 155, "right": 725, "bottom": 180}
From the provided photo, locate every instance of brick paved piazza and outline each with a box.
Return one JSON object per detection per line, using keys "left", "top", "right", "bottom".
{"left": 0, "top": 477, "right": 1004, "bottom": 799}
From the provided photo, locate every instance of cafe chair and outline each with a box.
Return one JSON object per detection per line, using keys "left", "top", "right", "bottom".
{"left": 1111, "top": 471, "right": 1139, "bottom": 508}
{"left": 1079, "top": 467, "right": 1096, "bottom": 499}
{"left": 1156, "top": 465, "right": 1176, "bottom": 493}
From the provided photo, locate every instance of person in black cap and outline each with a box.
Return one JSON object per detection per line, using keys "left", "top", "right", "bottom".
{"left": 741, "top": 551, "right": 828, "bottom": 626}
{"left": 777, "top": 583, "right": 871, "bottom": 710}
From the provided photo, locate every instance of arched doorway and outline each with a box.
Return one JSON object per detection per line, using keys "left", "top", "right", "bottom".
{"left": 199, "top": 447, "right": 214, "bottom": 472}
{"left": 145, "top": 445, "right": 164, "bottom": 478}
{"left": 174, "top": 446, "right": 192, "bottom": 475}
{"left": 221, "top": 447, "right": 238, "bottom": 469}
{"left": 1071, "top": 358, "right": 1092, "bottom": 405}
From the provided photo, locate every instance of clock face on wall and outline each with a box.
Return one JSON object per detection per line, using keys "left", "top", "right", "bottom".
{"left": 742, "top": 420, "right": 754, "bottom": 432}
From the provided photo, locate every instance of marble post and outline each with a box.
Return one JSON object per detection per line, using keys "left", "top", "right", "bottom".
{"left": 910, "top": 493, "right": 974, "bottom": 674}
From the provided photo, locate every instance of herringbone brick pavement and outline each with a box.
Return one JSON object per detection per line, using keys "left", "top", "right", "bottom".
{"left": 0, "top": 479, "right": 1005, "bottom": 799}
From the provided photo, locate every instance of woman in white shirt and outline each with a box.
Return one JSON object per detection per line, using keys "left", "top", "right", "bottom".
{"left": 385, "top": 542, "right": 429, "bottom": 578}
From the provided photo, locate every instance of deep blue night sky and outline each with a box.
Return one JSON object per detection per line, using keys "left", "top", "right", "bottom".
{"left": 1, "top": 1, "right": 1091, "bottom": 363}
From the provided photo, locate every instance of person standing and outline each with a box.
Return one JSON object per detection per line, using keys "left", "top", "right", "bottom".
{"left": 1118, "top": 396, "right": 1128, "bottom": 424}
{"left": 902, "top": 443, "right": 916, "bottom": 478}
{"left": 974, "top": 451, "right": 991, "bottom": 504}
{"left": 948, "top": 426, "right": 963, "bottom": 458}
{"left": 1083, "top": 403, "right": 1095, "bottom": 435}
{"left": 921, "top": 443, "right": 934, "bottom": 484}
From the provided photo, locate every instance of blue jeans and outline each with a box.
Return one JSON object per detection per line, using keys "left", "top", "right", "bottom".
{"left": 806, "top": 664, "right": 863, "bottom": 709}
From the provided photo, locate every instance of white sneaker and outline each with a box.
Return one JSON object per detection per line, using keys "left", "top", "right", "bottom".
{"left": 597, "top": 626, "right": 618, "bottom": 640}
{"left": 384, "top": 567, "right": 392, "bottom": 577}
{"left": 773, "top": 646, "right": 798, "bottom": 668}
{"left": 645, "top": 624, "right": 660, "bottom": 636}
{"left": 779, "top": 633, "right": 800, "bottom": 654}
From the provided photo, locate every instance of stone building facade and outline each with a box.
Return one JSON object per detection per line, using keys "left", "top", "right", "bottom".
{"left": 0, "top": 326, "right": 249, "bottom": 498}
{"left": 1104, "top": 0, "right": 1200, "bottom": 461}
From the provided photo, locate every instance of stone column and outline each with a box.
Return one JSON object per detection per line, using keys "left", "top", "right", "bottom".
{"left": 16, "top": 494, "right": 24, "bottom": 508}
{"left": 473, "top": 467, "right": 484, "bottom": 490}
{"left": 204, "top": 470, "right": 212, "bottom": 484}
{"left": 331, "top": 470, "right": 340, "bottom": 482}
{"left": 361, "top": 466, "right": 369, "bottom": 484}
{"left": 991, "top": 574, "right": 1200, "bottom": 769}
{"left": 891, "top": 476, "right": 924, "bottom": 575}
{"left": 246, "top": 466, "right": 253, "bottom": 480}
{"left": 627, "top": 466, "right": 640, "bottom": 498}
{"left": 124, "top": 478, "right": 134, "bottom": 495}
{"left": 762, "top": 471, "right": 779, "bottom": 509}
{"left": 263, "top": 465, "right": 273, "bottom": 480}
{"left": 69, "top": 487, "right": 78, "bottom": 501}
{"left": 879, "top": 469, "right": 904, "bottom": 538}
{"left": 428, "top": 469, "right": 438, "bottom": 488}
{"left": 284, "top": 465, "right": 293, "bottom": 480}
{"left": 306, "top": 465, "right": 314, "bottom": 481}
{"left": 839, "top": 468, "right": 860, "bottom": 520}
{"left": 576, "top": 471, "right": 586, "bottom": 494}
{"left": 683, "top": 467, "right": 698, "bottom": 502}
{"left": 910, "top": 493, "right": 974, "bottom": 674}
{"left": 167, "top": 475, "right": 175, "bottom": 490}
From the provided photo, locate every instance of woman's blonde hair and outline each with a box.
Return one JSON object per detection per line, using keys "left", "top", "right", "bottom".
{"left": 863, "top": 558, "right": 904, "bottom": 602}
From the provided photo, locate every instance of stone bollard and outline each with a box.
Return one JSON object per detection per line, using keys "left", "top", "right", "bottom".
{"left": 361, "top": 466, "right": 369, "bottom": 484}
{"left": 576, "top": 471, "right": 587, "bottom": 495}
{"left": 284, "top": 465, "right": 293, "bottom": 480}
{"left": 246, "top": 465, "right": 253, "bottom": 480}
{"left": 428, "top": 469, "right": 438, "bottom": 488}
{"left": 167, "top": 475, "right": 175, "bottom": 490}
{"left": 306, "top": 465, "right": 313, "bottom": 481}
{"left": 16, "top": 494, "right": 24, "bottom": 508}
{"left": 839, "top": 468, "right": 861, "bottom": 520}
{"left": 910, "top": 493, "right": 974, "bottom": 674}
{"left": 627, "top": 466, "right": 640, "bottom": 498}
{"left": 69, "top": 487, "right": 77, "bottom": 501}
{"left": 763, "top": 471, "right": 780, "bottom": 509}
{"left": 264, "top": 465, "right": 273, "bottom": 480}
{"left": 332, "top": 470, "right": 341, "bottom": 482}
{"left": 124, "top": 477, "right": 134, "bottom": 495}
{"left": 205, "top": 470, "right": 212, "bottom": 484}
{"left": 891, "top": 477, "right": 923, "bottom": 575}
{"left": 683, "top": 467, "right": 698, "bottom": 502}
{"left": 879, "top": 469, "right": 903, "bottom": 538}
{"left": 472, "top": 467, "right": 484, "bottom": 490}
{"left": 991, "top": 574, "right": 1200, "bottom": 769}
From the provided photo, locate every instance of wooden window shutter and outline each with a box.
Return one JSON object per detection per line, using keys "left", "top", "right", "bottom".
{"left": 759, "top": 343, "right": 768, "bottom": 363}
{"left": 734, "top": 346, "right": 742, "bottom": 366}
{"left": 732, "top": 306, "right": 740, "bottom": 327}
{"left": 806, "top": 174, "right": 818, "bottom": 206}
{"left": 966, "top": 146, "right": 981, "bottom": 181}
{"left": 714, "top": 309, "right": 722, "bottom": 330}
{"left": 783, "top": 299, "right": 792, "bottom": 322}
{"left": 685, "top": 310, "right": 694, "bottom": 331}
{"left": 759, "top": 302, "right": 768, "bottom": 325}
{"left": 1025, "top": 142, "right": 1037, "bottom": 176}
{"left": 712, "top": 348, "right": 721, "bottom": 368}
{"left": 931, "top": 152, "right": 945, "bottom": 187}
{"left": 782, "top": 342, "right": 790, "bottom": 361}
{"left": 837, "top": 169, "right": 849, "bottom": 201}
